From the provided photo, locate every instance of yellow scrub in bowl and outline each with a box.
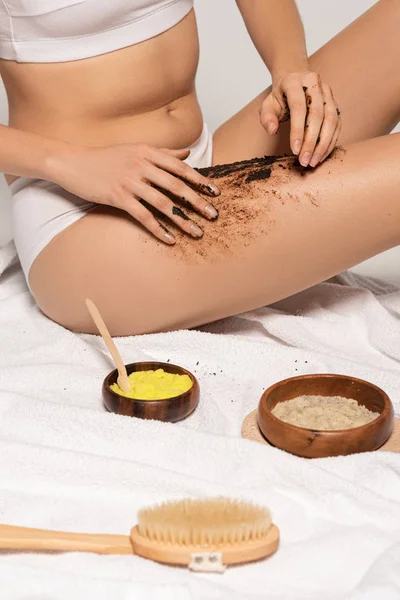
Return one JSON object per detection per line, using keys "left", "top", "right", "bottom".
{"left": 111, "top": 368, "right": 193, "bottom": 400}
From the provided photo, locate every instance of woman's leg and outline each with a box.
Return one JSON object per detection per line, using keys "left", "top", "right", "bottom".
{"left": 213, "top": 0, "right": 400, "bottom": 163}
{"left": 29, "top": 133, "right": 400, "bottom": 336}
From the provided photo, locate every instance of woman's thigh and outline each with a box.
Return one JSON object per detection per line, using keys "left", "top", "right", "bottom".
{"left": 213, "top": 0, "right": 400, "bottom": 164}
{"left": 29, "top": 133, "right": 400, "bottom": 336}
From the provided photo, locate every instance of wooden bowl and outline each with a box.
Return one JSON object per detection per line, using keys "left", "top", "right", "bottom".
{"left": 103, "top": 362, "right": 199, "bottom": 423}
{"left": 257, "top": 374, "right": 394, "bottom": 458}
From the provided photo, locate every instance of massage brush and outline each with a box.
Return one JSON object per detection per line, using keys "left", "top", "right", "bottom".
{"left": 0, "top": 497, "right": 279, "bottom": 572}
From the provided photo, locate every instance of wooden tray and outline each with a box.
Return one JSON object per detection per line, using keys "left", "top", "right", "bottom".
{"left": 241, "top": 410, "right": 400, "bottom": 455}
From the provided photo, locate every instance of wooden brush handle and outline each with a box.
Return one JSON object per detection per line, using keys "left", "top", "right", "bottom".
{"left": 85, "top": 298, "right": 130, "bottom": 392}
{"left": 0, "top": 524, "right": 133, "bottom": 555}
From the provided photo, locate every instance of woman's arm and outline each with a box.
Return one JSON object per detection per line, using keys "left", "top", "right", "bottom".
{"left": 0, "top": 124, "right": 66, "bottom": 180}
{"left": 235, "top": 0, "right": 308, "bottom": 80}
{"left": 235, "top": 0, "right": 341, "bottom": 168}
{"left": 0, "top": 124, "right": 219, "bottom": 242}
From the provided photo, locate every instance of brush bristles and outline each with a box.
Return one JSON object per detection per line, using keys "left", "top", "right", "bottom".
{"left": 137, "top": 498, "right": 272, "bottom": 546}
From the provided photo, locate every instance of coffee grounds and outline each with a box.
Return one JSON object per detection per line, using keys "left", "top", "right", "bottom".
{"left": 154, "top": 148, "right": 344, "bottom": 262}
{"left": 172, "top": 206, "right": 189, "bottom": 220}
{"left": 245, "top": 168, "right": 272, "bottom": 183}
{"left": 197, "top": 153, "right": 281, "bottom": 180}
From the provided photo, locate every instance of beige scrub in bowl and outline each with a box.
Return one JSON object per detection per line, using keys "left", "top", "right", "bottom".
{"left": 271, "top": 394, "right": 379, "bottom": 430}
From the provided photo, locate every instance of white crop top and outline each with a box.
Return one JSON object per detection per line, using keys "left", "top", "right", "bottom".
{"left": 0, "top": 0, "right": 193, "bottom": 62}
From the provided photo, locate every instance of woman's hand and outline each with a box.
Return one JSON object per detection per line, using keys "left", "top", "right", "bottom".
{"left": 49, "top": 143, "right": 220, "bottom": 244}
{"left": 260, "top": 72, "right": 341, "bottom": 168}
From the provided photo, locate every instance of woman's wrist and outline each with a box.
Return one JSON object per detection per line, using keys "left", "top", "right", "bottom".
{"left": 270, "top": 56, "right": 310, "bottom": 83}
{"left": 271, "top": 62, "right": 310, "bottom": 84}
{"left": 41, "top": 139, "right": 85, "bottom": 185}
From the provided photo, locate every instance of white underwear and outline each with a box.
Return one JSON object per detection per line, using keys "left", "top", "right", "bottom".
{"left": 11, "top": 123, "right": 213, "bottom": 288}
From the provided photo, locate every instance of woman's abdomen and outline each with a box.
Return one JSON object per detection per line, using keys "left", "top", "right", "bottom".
{"left": 0, "top": 10, "right": 202, "bottom": 151}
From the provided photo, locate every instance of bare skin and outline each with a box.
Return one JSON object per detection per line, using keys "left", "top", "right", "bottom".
{"left": 1, "top": 11, "right": 221, "bottom": 243}
{"left": 3, "top": 0, "right": 400, "bottom": 335}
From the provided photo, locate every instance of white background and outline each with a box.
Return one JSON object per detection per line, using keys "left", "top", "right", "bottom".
{"left": 0, "top": 0, "right": 399, "bottom": 282}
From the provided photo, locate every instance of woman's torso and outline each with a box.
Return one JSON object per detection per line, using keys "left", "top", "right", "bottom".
{"left": 0, "top": 1, "right": 202, "bottom": 182}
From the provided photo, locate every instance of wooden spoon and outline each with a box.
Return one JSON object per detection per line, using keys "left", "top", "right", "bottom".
{"left": 85, "top": 298, "right": 131, "bottom": 393}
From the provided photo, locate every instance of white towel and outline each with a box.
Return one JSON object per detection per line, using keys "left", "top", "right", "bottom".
{"left": 0, "top": 248, "right": 399, "bottom": 600}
